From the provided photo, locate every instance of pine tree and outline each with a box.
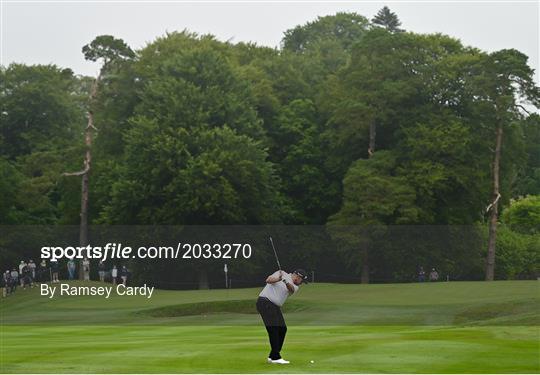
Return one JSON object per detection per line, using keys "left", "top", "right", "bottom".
{"left": 372, "top": 6, "right": 404, "bottom": 33}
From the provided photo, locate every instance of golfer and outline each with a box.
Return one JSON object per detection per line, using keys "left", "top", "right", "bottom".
{"left": 256, "top": 269, "right": 308, "bottom": 364}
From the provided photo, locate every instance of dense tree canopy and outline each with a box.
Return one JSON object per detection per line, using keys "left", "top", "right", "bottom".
{"left": 0, "top": 64, "right": 86, "bottom": 224}
{"left": 1, "top": 11, "right": 538, "bottom": 283}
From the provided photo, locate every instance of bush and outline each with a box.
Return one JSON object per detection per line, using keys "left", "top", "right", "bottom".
{"left": 495, "top": 225, "right": 539, "bottom": 279}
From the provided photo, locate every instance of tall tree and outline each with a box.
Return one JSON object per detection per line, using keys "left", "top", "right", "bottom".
{"left": 326, "top": 29, "right": 431, "bottom": 171}
{"left": 0, "top": 64, "right": 84, "bottom": 224}
{"left": 326, "top": 31, "right": 452, "bottom": 281}
{"left": 328, "top": 151, "right": 419, "bottom": 283}
{"left": 270, "top": 99, "right": 339, "bottom": 223}
{"left": 466, "top": 50, "right": 539, "bottom": 280}
{"left": 96, "top": 32, "right": 280, "bottom": 225}
{"left": 371, "top": 6, "right": 404, "bottom": 33}
{"left": 92, "top": 33, "right": 282, "bottom": 287}
{"left": 63, "top": 35, "right": 134, "bottom": 259}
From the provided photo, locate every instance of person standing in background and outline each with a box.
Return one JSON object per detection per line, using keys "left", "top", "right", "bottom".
{"left": 82, "top": 258, "right": 90, "bottom": 281}
{"left": 10, "top": 268, "right": 19, "bottom": 291}
{"left": 418, "top": 266, "right": 426, "bottom": 282}
{"left": 111, "top": 265, "right": 118, "bottom": 285}
{"left": 18, "top": 261, "right": 26, "bottom": 286}
{"left": 38, "top": 260, "right": 47, "bottom": 282}
{"left": 67, "top": 258, "right": 76, "bottom": 280}
{"left": 429, "top": 268, "right": 439, "bottom": 282}
{"left": 21, "top": 263, "right": 34, "bottom": 289}
{"left": 2, "top": 271, "right": 11, "bottom": 297}
{"left": 50, "top": 259, "right": 59, "bottom": 283}
{"left": 98, "top": 260, "right": 106, "bottom": 282}
{"left": 120, "top": 265, "right": 128, "bottom": 285}
{"left": 28, "top": 260, "right": 36, "bottom": 280}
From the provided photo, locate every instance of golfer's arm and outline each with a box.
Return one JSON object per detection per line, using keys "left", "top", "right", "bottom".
{"left": 265, "top": 272, "right": 282, "bottom": 283}
{"left": 284, "top": 282, "right": 295, "bottom": 294}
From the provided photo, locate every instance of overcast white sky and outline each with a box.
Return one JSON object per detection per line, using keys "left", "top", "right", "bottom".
{"left": 1, "top": 1, "right": 539, "bottom": 82}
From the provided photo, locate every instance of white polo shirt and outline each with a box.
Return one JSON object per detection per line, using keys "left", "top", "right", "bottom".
{"left": 259, "top": 270, "right": 299, "bottom": 307}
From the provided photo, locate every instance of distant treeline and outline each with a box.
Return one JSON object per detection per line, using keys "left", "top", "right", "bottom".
{"left": 1, "top": 11, "right": 539, "bottom": 283}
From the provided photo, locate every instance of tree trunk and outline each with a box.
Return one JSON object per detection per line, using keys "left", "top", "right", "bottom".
{"left": 80, "top": 171, "right": 89, "bottom": 247}
{"left": 360, "top": 119, "right": 376, "bottom": 284}
{"left": 485, "top": 123, "right": 503, "bottom": 281}
{"left": 79, "top": 85, "right": 96, "bottom": 247}
{"left": 63, "top": 77, "right": 99, "bottom": 280}
{"left": 79, "top": 78, "right": 99, "bottom": 280}
{"left": 78, "top": 124, "right": 91, "bottom": 279}
{"left": 368, "top": 119, "right": 376, "bottom": 157}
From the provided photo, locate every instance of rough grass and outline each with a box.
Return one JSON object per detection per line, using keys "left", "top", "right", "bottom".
{"left": 453, "top": 299, "right": 540, "bottom": 325}
{"left": 138, "top": 299, "right": 310, "bottom": 317}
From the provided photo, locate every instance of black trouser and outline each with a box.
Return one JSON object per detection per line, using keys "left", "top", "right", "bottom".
{"left": 256, "top": 297, "right": 287, "bottom": 360}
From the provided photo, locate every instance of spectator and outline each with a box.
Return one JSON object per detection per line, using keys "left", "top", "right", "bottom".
{"left": 67, "top": 258, "right": 76, "bottom": 280}
{"left": 418, "top": 266, "right": 426, "bottom": 282}
{"left": 28, "top": 260, "right": 36, "bottom": 279}
{"left": 2, "top": 271, "right": 11, "bottom": 297}
{"left": 98, "top": 260, "right": 106, "bottom": 282}
{"left": 82, "top": 258, "right": 90, "bottom": 281}
{"left": 111, "top": 265, "right": 118, "bottom": 285}
{"left": 429, "top": 268, "right": 439, "bottom": 282}
{"left": 37, "top": 260, "right": 47, "bottom": 282}
{"left": 120, "top": 265, "right": 128, "bottom": 285}
{"left": 21, "top": 263, "right": 34, "bottom": 290}
{"left": 50, "top": 259, "right": 59, "bottom": 283}
{"left": 10, "top": 268, "right": 19, "bottom": 291}
{"left": 18, "top": 261, "right": 26, "bottom": 286}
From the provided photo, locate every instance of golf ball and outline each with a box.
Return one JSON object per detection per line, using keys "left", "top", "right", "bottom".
{"left": 310, "top": 360, "right": 314, "bottom": 363}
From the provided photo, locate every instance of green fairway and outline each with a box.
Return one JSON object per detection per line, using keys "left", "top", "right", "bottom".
{"left": 1, "top": 281, "right": 539, "bottom": 373}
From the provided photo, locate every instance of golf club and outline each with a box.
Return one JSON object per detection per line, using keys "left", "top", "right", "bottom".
{"left": 269, "top": 236, "right": 281, "bottom": 270}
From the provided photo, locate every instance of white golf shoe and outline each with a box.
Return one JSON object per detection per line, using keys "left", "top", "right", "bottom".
{"left": 269, "top": 358, "right": 290, "bottom": 364}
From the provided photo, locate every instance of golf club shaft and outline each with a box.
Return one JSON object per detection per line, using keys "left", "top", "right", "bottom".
{"left": 269, "top": 237, "right": 281, "bottom": 270}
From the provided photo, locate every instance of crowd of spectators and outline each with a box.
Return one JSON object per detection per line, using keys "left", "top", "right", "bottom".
{"left": 2, "top": 259, "right": 40, "bottom": 297}
{"left": 1, "top": 259, "right": 130, "bottom": 298}
{"left": 418, "top": 266, "right": 440, "bottom": 282}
